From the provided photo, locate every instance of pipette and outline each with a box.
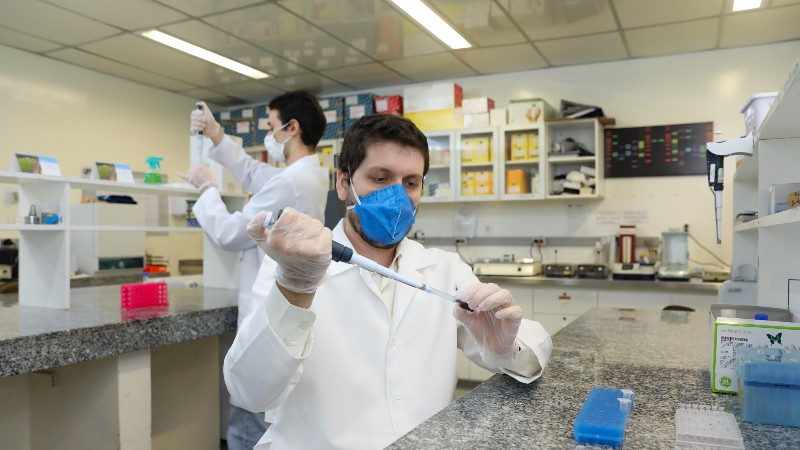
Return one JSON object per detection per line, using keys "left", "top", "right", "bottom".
{"left": 263, "top": 211, "right": 473, "bottom": 311}
{"left": 191, "top": 104, "right": 205, "bottom": 166}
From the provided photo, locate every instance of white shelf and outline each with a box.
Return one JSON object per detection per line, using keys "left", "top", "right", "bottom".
{"left": 504, "top": 159, "right": 540, "bottom": 165}
{"left": 461, "top": 161, "right": 494, "bottom": 167}
{"left": 758, "top": 56, "right": 800, "bottom": 140}
{"left": 0, "top": 224, "right": 67, "bottom": 231}
{"left": 545, "top": 193, "right": 603, "bottom": 200}
{"left": 420, "top": 196, "right": 455, "bottom": 203}
{"left": 546, "top": 155, "right": 596, "bottom": 164}
{"left": 754, "top": 207, "right": 800, "bottom": 229}
{"left": 428, "top": 165, "right": 451, "bottom": 170}
{"left": 70, "top": 226, "right": 205, "bottom": 233}
{"left": 733, "top": 220, "right": 759, "bottom": 232}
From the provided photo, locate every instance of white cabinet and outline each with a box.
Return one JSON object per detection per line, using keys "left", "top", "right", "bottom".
{"left": 1, "top": 171, "right": 246, "bottom": 309}
{"left": 598, "top": 290, "right": 672, "bottom": 310}
{"left": 533, "top": 287, "right": 598, "bottom": 335}
{"left": 544, "top": 118, "right": 604, "bottom": 199}
{"left": 456, "top": 127, "right": 500, "bottom": 201}
{"left": 731, "top": 56, "right": 800, "bottom": 308}
{"left": 422, "top": 131, "right": 456, "bottom": 203}
{"left": 499, "top": 124, "right": 545, "bottom": 200}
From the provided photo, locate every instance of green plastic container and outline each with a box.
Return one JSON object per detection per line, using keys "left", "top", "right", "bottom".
{"left": 145, "top": 157, "right": 163, "bottom": 184}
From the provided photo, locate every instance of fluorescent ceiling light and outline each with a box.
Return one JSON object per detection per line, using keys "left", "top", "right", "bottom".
{"left": 141, "top": 30, "right": 269, "bottom": 79}
{"left": 390, "top": 0, "right": 471, "bottom": 50}
{"left": 732, "top": 0, "right": 762, "bottom": 12}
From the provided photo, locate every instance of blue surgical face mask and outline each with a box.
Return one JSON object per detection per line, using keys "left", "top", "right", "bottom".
{"left": 347, "top": 177, "right": 416, "bottom": 246}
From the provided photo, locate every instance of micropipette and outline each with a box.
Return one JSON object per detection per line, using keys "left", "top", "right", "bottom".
{"left": 262, "top": 211, "right": 473, "bottom": 311}
{"left": 191, "top": 104, "right": 205, "bottom": 166}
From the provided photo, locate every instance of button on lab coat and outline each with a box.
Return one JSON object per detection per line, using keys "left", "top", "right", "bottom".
{"left": 193, "top": 135, "right": 328, "bottom": 325}
{"left": 224, "top": 221, "right": 553, "bottom": 450}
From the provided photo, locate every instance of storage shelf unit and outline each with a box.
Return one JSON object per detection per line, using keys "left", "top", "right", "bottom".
{"left": 544, "top": 118, "right": 605, "bottom": 200}
{"left": 731, "top": 56, "right": 800, "bottom": 307}
{"left": 1, "top": 171, "right": 246, "bottom": 309}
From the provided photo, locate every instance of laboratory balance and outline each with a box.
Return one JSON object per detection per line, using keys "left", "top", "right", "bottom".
{"left": 657, "top": 230, "right": 690, "bottom": 281}
{"left": 611, "top": 225, "right": 656, "bottom": 281}
{"left": 472, "top": 259, "right": 542, "bottom": 277}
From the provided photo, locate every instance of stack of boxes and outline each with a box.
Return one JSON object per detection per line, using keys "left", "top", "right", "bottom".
{"left": 344, "top": 94, "right": 375, "bottom": 131}
{"left": 508, "top": 131, "right": 540, "bottom": 161}
{"left": 229, "top": 107, "right": 256, "bottom": 147}
{"left": 462, "top": 97, "right": 494, "bottom": 128}
{"left": 403, "top": 82, "right": 463, "bottom": 131}
{"left": 460, "top": 134, "right": 493, "bottom": 197}
{"left": 319, "top": 96, "right": 345, "bottom": 140}
{"left": 254, "top": 104, "right": 270, "bottom": 148}
{"left": 374, "top": 95, "right": 403, "bottom": 115}
{"left": 507, "top": 98, "right": 556, "bottom": 125}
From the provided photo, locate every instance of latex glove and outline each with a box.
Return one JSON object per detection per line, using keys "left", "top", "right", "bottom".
{"left": 191, "top": 101, "right": 221, "bottom": 138}
{"left": 454, "top": 282, "right": 523, "bottom": 368}
{"left": 181, "top": 164, "right": 218, "bottom": 193}
{"left": 247, "top": 208, "right": 332, "bottom": 294}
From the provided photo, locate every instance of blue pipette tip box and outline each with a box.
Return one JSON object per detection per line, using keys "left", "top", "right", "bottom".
{"left": 573, "top": 387, "right": 634, "bottom": 447}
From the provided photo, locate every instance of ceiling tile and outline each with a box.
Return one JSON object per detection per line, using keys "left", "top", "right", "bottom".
{"left": 178, "top": 88, "right": 243, "bottom": 106}
{"left": 384, "top": 53, "right": 476, "bottom": 82}
{"left": 321, "top": 63, "right": 411, "bottom": 89}
{"left": 278, "top": 0, "right": 445, "bottom": 60}
{"left": 207, "top": 81, "right": 285, "bottom": 103}
{"left": 160, "top": 20, "right": 307, "bottom": 77}
{"left": 43, "top": 0, "right": 189, "bottom": 30}
{"left": 625, "top": 18, "right": 719, "bottom": 58}
{"left": 0, "top": 0, "right": 119, "bottom": 45}
{"left": 720, "top": 4, "right": 800, "bottom": 48}
{"left": 264, "top": 73, "right": 351, "bottom": 95}
{"left": 154, "top": 0, "right": 264, "bottom": 17}
{"left": 456, "top": 43, "right": 548, "bottom": 74}
{"left": 203, "top": 3, "right": 372, "bottom": 71}
{"left": 80, "top": 33, "right": 249, "bottom": 86}
{"left": 536, "top": 32, "right": 628, "bottom": 66}
{"left": 0, "top": 26, "right": 63, "bottom": 53}
{"left": 503, "top": 0, "right": 618, "bottom": 41}
{"left": 46, "top": 48, "right": 197, "bottom": 91}
{"left": 430, "top": 0, "right": 527, "bottom": 46}
{"left": 613, "top": 0, "right": 723, "bottom": 28}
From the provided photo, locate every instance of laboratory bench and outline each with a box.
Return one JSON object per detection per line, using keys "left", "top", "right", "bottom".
{"left": 0, "top": 285, "right": 237, "bottom": 449}
{"left": 389, "top": 307, "right": 799, "bottom": 449}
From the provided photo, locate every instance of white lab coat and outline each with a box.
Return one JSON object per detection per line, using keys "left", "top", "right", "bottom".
{"left": 224, "top": 221, "right": 553, "bottom": 450}
{"left": 193, "top": 135, "right": 328, "bottom": 326}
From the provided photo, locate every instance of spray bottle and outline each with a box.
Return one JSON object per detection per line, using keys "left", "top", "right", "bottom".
{"left": 145, "top": 157, "right": 163, "bottom": 184}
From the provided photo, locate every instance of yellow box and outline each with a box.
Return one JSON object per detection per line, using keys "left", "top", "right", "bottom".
{"left": 461, "top": 172, "right": 475, "bottom": 195}
{"left": 460, "top": 137, "right": 479, "bottom": 163}
{"left": 475, "top": 182, "right": 493, "bottom": 195}
{"left": 506, "top": 169, "right": 530, "bottom": 194}
{"left": 473, "top": 138, "right": 491, "bottom": 163}
{"left": 474, "top": 171, "right": 492, "bottom": 184}
{"left": 528, "top": 132, "right": 540, "bottom": 152}
{"left": 404, "top": 108, "right": 463, "bottom": 132}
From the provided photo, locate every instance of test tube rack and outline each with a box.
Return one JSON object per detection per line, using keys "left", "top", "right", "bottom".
{"left": 573, "top": 387, "right": 634, "bottom": 447}
{"left": 674, "top": 404, "right": 744, "bottom": 449}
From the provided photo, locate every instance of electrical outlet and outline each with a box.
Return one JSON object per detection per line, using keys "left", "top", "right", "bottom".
{"left": 533, "top": 237, "right": 546, "bottom": 246}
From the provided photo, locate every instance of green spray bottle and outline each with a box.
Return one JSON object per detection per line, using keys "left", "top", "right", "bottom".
{"left": 145, "top": 157, "right": 163, "bottom": 184}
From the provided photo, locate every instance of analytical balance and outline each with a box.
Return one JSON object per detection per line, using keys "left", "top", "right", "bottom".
{"left": 657, "top": 230, "right": 690, "bottom": 281}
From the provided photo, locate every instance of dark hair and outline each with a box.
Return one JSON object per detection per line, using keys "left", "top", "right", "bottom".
{"left": 268, "top": 91, "right": 326, "bottom": 149}
{"left": 340, "top": 114, "right": 429, "bottom": 177}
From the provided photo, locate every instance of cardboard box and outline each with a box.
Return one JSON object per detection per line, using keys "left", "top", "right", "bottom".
{"left": 429, "top": 149, "right": 450, "bottom": 166}
{"left": 510, "top": 133, "right": 529, "bottom": 161}
{"left": 506, "top": 169, "right": 530, "bottom": 194}
{"left": 507, "top": 99, "right": 556, "bottom": 125}
{"left": 474, "top": 171, "right": 492, "bottom": 184}
{"left": 463, "top": 112, "right": 490, "bottom": 128}
{"left": 375, "top": 95, "right": 403, "bottom": 115}
{"left": 254, "top": 104, "right": 270, "bottom": 146}
{"left": 404, "top": 108, "right": 463, "bottom": 132}
{"left": 403, "top": 82, "right": 463, "bottom": 113}
{"left": 461, "top": 172, "right": 475, "bottom": 195}
{"left": 709, "top": 304, "right": 800, "bottom": 394}
{"left": 462, "top": 97, "right": 495, "bottom": 114}
{"left": 472, "top": 138, "right": 491, "bottom": 163}
{"left": 490, "top": 108, "right": 506, "bottom": 126}
{"left": 528, "top": 132, "right": 540, "bottom": 156}
{"left": 475, "top": 181, "right": 493, "bottom": 196}
{"left": 319, "top": 96, "right": 345, "bottom": 139}
{"left": 769, "top": 183, "right": 800, "bottom": 214}
{"left": 344, "top": 94, "right": 375, "bottom": 131}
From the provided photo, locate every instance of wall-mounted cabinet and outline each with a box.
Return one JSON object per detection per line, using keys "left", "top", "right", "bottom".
{"left": 499, "top": 124, "right": 544, "bottom": 200}
{"left": 456, "top": 127, "right": 500, "bottom": 202}
{"left": 422, "top": 131, "right": 456, "bottom": 203}
{"left": 544, "top": 118, "right": 604, "bottom": 199}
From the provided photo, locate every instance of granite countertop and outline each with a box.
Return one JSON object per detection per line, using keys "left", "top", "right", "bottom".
{"left": 388, "top": 307, "right": 798, "bottom": 449}
{"left": 0, "top": 285, "right": 237, "bottom": 377}
{"left": 477, "top": 275, "right": 722, "bottom": 292}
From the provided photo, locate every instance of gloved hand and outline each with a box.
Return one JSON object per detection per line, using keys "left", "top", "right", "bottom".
{"left": 247, "top": 208, "right": 332, "bottom": 294}
{"left": 454, "top": 282, "right": 523, "bottom": 368}
{"left": 181, "top": 165, "right": 218, "bottom": 193}
{"left": 191, "top": 101, "right": 222, "bottom": 138}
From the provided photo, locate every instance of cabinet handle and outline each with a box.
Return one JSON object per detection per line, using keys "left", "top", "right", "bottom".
{"left": 558, "top": 293, "right": 571, "bottom": 301}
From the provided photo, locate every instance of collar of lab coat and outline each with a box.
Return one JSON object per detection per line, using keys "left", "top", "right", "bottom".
{"left": 328, "top": 219, "right": 435, "bottom": 278}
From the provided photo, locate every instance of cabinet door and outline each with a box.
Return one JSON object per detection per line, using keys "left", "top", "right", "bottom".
{"left": 669, "top": 292, "right": 717, "bottom": 313}
{"left": 500, "top": 125, "right": 544, "bottom": 200}
{"left": 456, "top": 128, "right": 499, "bottom": 201}
{"left": 505, "top": 285, "right": 534, "bottom": 319}
{"left": 597, "top": 290, "right": 671, "bottom": 310}
{"left": 535, "top": 313, "right": 581, "bottom": 336}
{"left": 422, "top": 131, "right": 456, "bottom": 202}
{"left": 533, "top": 287, "right": 597, "bottom": 315}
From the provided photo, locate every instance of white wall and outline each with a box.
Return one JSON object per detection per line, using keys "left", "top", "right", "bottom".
{"left": 0, "top": 44, "right": 201, "bottom": 273}
{"left": 2, "top": 41, "right": 799, "bottom": 273}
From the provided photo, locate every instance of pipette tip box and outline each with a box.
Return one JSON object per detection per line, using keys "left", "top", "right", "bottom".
{"left": 674, "top": 404, "right": 744, "bottom": 449}
{"left": 736, "top": 347, "right": 800, "bottom": 428}
{"left": 573, "top": 387, "right": 634, "bottom": 446}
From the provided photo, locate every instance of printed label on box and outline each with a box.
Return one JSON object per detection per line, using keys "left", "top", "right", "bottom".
{"left": 236, "top": 121, "right": 251, "bottom": 133}
{"left": 346, "top": 96, "right": 359, "bottom": 105}
{"left": 258, "top": 118, "right": 270, "bottom": 130}
{"left": 324, "top": 110, "right": 338, "bottom": 122}
{"left": 319, "top": 99, "right": 330, "bottom": 109}
{"left": 712, "top": 322, "right": 800, "bottom": 393}
{"left": 349, "top": 105, "right": 366, "bottom": 119}
{"left": 241, "top": 108, "right": 253, "bottom": 118}
{"left": 376, "top": 98, "right": 388, "bottom": 111}
{"left": 39, "top": 156, "right": 62, "bottom": 176}
{"left": 220, "top": 111, "right": 231, "bottom": 120}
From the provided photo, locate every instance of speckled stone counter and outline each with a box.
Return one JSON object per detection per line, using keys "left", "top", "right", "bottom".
{"left": 0, "top": 285, "right": 237, "bottom": 377}
{"left": 388, "top": 307, "right": 799, "bottom": 449}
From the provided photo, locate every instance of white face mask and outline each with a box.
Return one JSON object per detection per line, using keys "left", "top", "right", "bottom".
{"left": 264, "top": 122, "right": 291, "bottom": 163}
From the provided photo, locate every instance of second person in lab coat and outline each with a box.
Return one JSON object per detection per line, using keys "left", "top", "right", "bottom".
{"left": 184, "top": 91, "right": 328, "bottom": 450}
{"left": 225, "top": 114, "right": 553, "bottom": 449}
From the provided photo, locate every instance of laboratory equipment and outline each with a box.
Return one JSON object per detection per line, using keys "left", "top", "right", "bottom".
{"left": 706, "top": 135, "right": 754, "bottom": 245}
{"left": 144, "top": 157, "right": 163, "bottom": 184}
{"left": 472, "top": 259, "right": 542, "bottom": 277}
{"left": 611, "top": 225, "right": 655, "bottom": 280}
{"left": 544, "top": 263, "right": 574, "bottom": 278}
{"left": 674, "top": 404, "right": 744, "bottom": 449}
{"left": 736, "top": 347, "right": 800, "bottom": 428}
{"left": 191, "top": 104, "right": 205, "bottom": 165}
{"left": 261, "top": 211, "right": 473, "bottom": 311}
{"left": 657, "top": 230, "right": 690, "bottom": 281}
{"left": 573, "top": 387, "right": 634, "bottom": 446}
{"left": 24, "top": 205, "right": 40, "bottom": 224}
{"left": 576, "top": 264, "right": 607, "bottom": 279}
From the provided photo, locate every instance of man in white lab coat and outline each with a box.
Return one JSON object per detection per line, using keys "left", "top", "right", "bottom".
{"left": 226, "top": 114, "right": 552, "bottom": 450}
{"left": 184, "top": 91, "right": 328, "bottom": 450}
